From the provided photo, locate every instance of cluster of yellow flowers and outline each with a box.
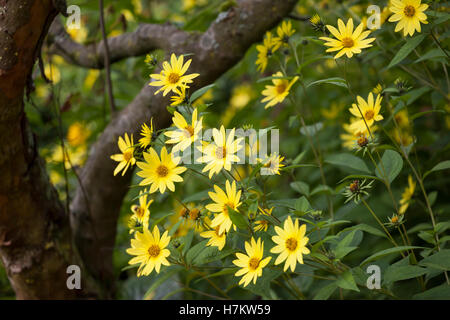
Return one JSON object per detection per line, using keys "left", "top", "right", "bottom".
{"left": 110, "top": 51, "right": 309, "bottom": 287}
{"left": 111, "top": 0, "right": 430, "bottom": 288}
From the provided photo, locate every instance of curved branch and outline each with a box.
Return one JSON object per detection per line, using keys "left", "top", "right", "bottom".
{"left": 48, "top": 19, "right": 190, "bottom": 68}
{"left": 69, "top": 0, "right": 298, "bottom": 297}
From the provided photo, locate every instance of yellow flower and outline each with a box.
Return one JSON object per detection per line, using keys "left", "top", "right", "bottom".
{"left": 261, "top": 72, "right": 298, "bottom": 109}
{"left": 149, "top": 53, "right": 199, "bottom": 96}
{"left": 129, "top": 188, "right": 153, "bottom": 234}
{"left": 321, "top": 102, "right": 343, "bottom": 120}
{"left": 340, "top": 122, "right": 373, "bottom": 150}
{"left": 67, "top": 122, "right": 90, "bottom": 147}
{"left": 399, "top": 175, "right": 416, "bottom": 214}
{"left": 126, "top": 226, "right": 171, "bottom": 276}
{"left": 260, "top": 153, "right": 285, "bottom": 175}
{"left": 110, "top": 133, "right": 136, "bottom": 176}
{"left": 84, "top": 69, "right": 100, "bottom": 89}
{"left": 320, "top": 18, "right": 375, "bottom": 59}
{"left": 206, "top": 180, "right": 242, "bottom": 235}
{"left": 136, "top": 147, "right": 187, "bottom": 193}
{"left": 170, "top": 86, "right": 187, "bottom": 106}
{"left": 254, "top": 207, "right": 274, "bottom": 232}
{"left": 139, "top": 119, "right": 154, "bottom": 149}
{"left": 388, "top": 0, "right": 428, "bottom": 37}
{"left": 349, "top": 93, "right": 384, "bottom": 133}
{"left": 372, "top": 83, "right": 384, "bottom": 95}
{"left": 394, "top": 109, "right": 410, "bottom": 129}
{"left": 200, "top": 226, "right": 227, "bottom": 251}
{"left": 44, "top": 64, "right": 61, "bottom": 83}
{"left": 310, "top": 14, "right": 321, "bottom": 26}
{"left": 67, "top": 25, "right": 88, "bottom": 43}
{"left": 274, "top": 20, "right": 296, "bottom": 47}
{"left": 270, "top": 216, "right": 310, "bottom": 272}
{"left": 197, "top": 126, "right": 243, "bottom": 178}
{"left": 255, "top": 32, "right": 280, "bottom": 73}
{"left": 233, "top": 237, "right": 271, "bottom": 287}
{"left": 164, "top": 109, "right": 203, "bottom": 153}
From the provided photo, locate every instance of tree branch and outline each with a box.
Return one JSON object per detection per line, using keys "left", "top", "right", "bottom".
{"left": 48, "top": 18, "right": 189, "bottom": 69}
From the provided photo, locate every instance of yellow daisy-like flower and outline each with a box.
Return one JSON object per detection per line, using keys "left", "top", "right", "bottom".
{"left": 139, "top": 119, "right": 154, "bottom": 149}
{"left": 170, "top": 85, "right": 187, "bottom": 106}
{"left": 270, "top": 216, "right": 310, "bottom": 272}
{"left": 136, "top": 147, "right": 187, "bottom": 194}
{"left": 67, "top": 122, "right": 90, "bottom": 147}
{"left": 388, "top": 0, "right": 428, "bottom": 37}
{"left": 126, "top": 226, "right": 171, "bottom": 276}
{"left": 320, "top": 18, "right": 375, "bottom": 59}
{"left": 349, "top": 93, "right": 384, "bottom": 133}
{"left": 261, "top": 72, "right": 299, "bottom": 109}
{"left": 129, "top": 188, "right": 154, "bottom": 234}
{"left": 274, "top": 20, "right": 296, "bottom": 47}
{"left": 255, "top": 31, "right": 280, "bottom": 73}
{"left": 110, "top": 133, "right": 136, "bottom": 176}
{"left": 206, "top": 180, "right": 242, "bottom": 235}
{"left": 233, "top": 237, "right": 271, "bottom": 287}
{"left": 149, "top": 53, "right": 199, "bottom": 96}
{"left": 399, "top": 175, "right": 416, "bottom": 214}
{"left": 254, "top": 207, "right": 274, "bottom": 232}
{"left": 340, "top": 122, "right": 376, "bottom": 150}
{"left": 259, "top": 153, "right": 285, "bottom": 175}
{"left": 164, "top": 108, "right": 203, "bottom": 153}
{"left": 197, "top": 126, "right": 243, "bottom": 178}
{"left": 200, "top": 226, "right": 227, "bottom": 251}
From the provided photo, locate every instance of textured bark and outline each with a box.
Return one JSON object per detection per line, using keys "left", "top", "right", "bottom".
{"left": 68, "top": 0, "right": 298, "bottom": 297}
{"left": 0, "top": 0, "right": 81, "bottom": 299}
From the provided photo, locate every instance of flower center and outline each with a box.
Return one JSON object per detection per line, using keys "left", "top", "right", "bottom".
{"left": 168, "top": 72, "right": 180, "bottom": 84}
{"left": 248, "top": 257, "right": 260, "bottom": 270}
{"left": 215, "top": 146, "right": 227, "bottom": 159}
{"left": 156, "top": 165, "right": 169, "bottom": 177}
{"left": 276, "top": 83, "right": 287, "bottom": 94}
{"left": 223, "top": 202, "right": 235, "bottom": 215}
{"left": 123, "top": 151, "right": 133, "bottom": 162}
{"left": 342, "top": 37, "right": 354, "bottom": 48}
{"left": 349, "top": 180, "right": 360, "bottom": 193}
{"left": 148, "top": 244, "right": 160, "bottom": 258}
{"left": 135, "top": 207, "right": 145, "bottom": 219}
{"left": 285, "top": 237, "right": 298, "bottom": 251}
{"left": 184, "top": 125, "right": 195, "bottom": 138}
{"left": 189, "top": 208, "right": 200, "bottom": 220}
{"left": 391, "top": 216, "right": 399, "bottom": 223}
{"left": 364, "top": 110, "right": 375, "bottom": 121}
{"left": 404, "top": 5, "right": 415, "bottom": 17}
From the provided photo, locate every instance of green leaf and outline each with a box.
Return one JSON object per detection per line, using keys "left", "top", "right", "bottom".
{"left": 342, "top": 223, "right": 387, "bottom": 239}
{"left": 244, "top": 268, "right": 282, "bottom": 299}
{"left": 384, "top": 265, "right": 427, "bottom": 285}
{"left": 294, "top": 196, "right": 312, "bottom": 213}
{"left": 313, "top": 282, "right": 338, "bottom": 300}
{"left": 413, "top": 284, "right": 450, "bottom": 300}
{"left": 336, "top": 270, "right": 359, "bottom": 292}
{"left": 325, "top": 153, "right": 371, "bottom": 174}
{"left": 423, "top": 160, "right": 450, "bottom": 180}
{"left": 193, "top": 248, "right": 235, "bottom": 266}
{"left": 375, "top": 150, "right": 403, "bottom": 183}
{"left": 360, "top": 246, "right": 423, "bottom": 266}
{"left": 306, "top": 77, "right": 347, "bottom": 89}
{"left": 143, "top": 267, "right": 182, "bottom": 299}
{"left": 290, "top": 181, "right": 310, "bottom": 196}
{"left": 228, "top": 207, "right": 248, "bottom": 229}
{"left": 185, "top": 240, "right": 208, "bottom": 265}
{"left": 189, "top": 83, "right": 216, "bottom": 103}
{"left": 414, "top": 48, "right": 447, "bottom": 63}
{"left": 418, "top": 250, "right": 450, "bottom": 271}
{"left": 387, "top": 34, "right": 426, "bottom": 69}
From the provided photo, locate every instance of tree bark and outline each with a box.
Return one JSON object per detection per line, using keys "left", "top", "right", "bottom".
{"left": 0, "top": 0, "right": 84, "bottom": 299}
